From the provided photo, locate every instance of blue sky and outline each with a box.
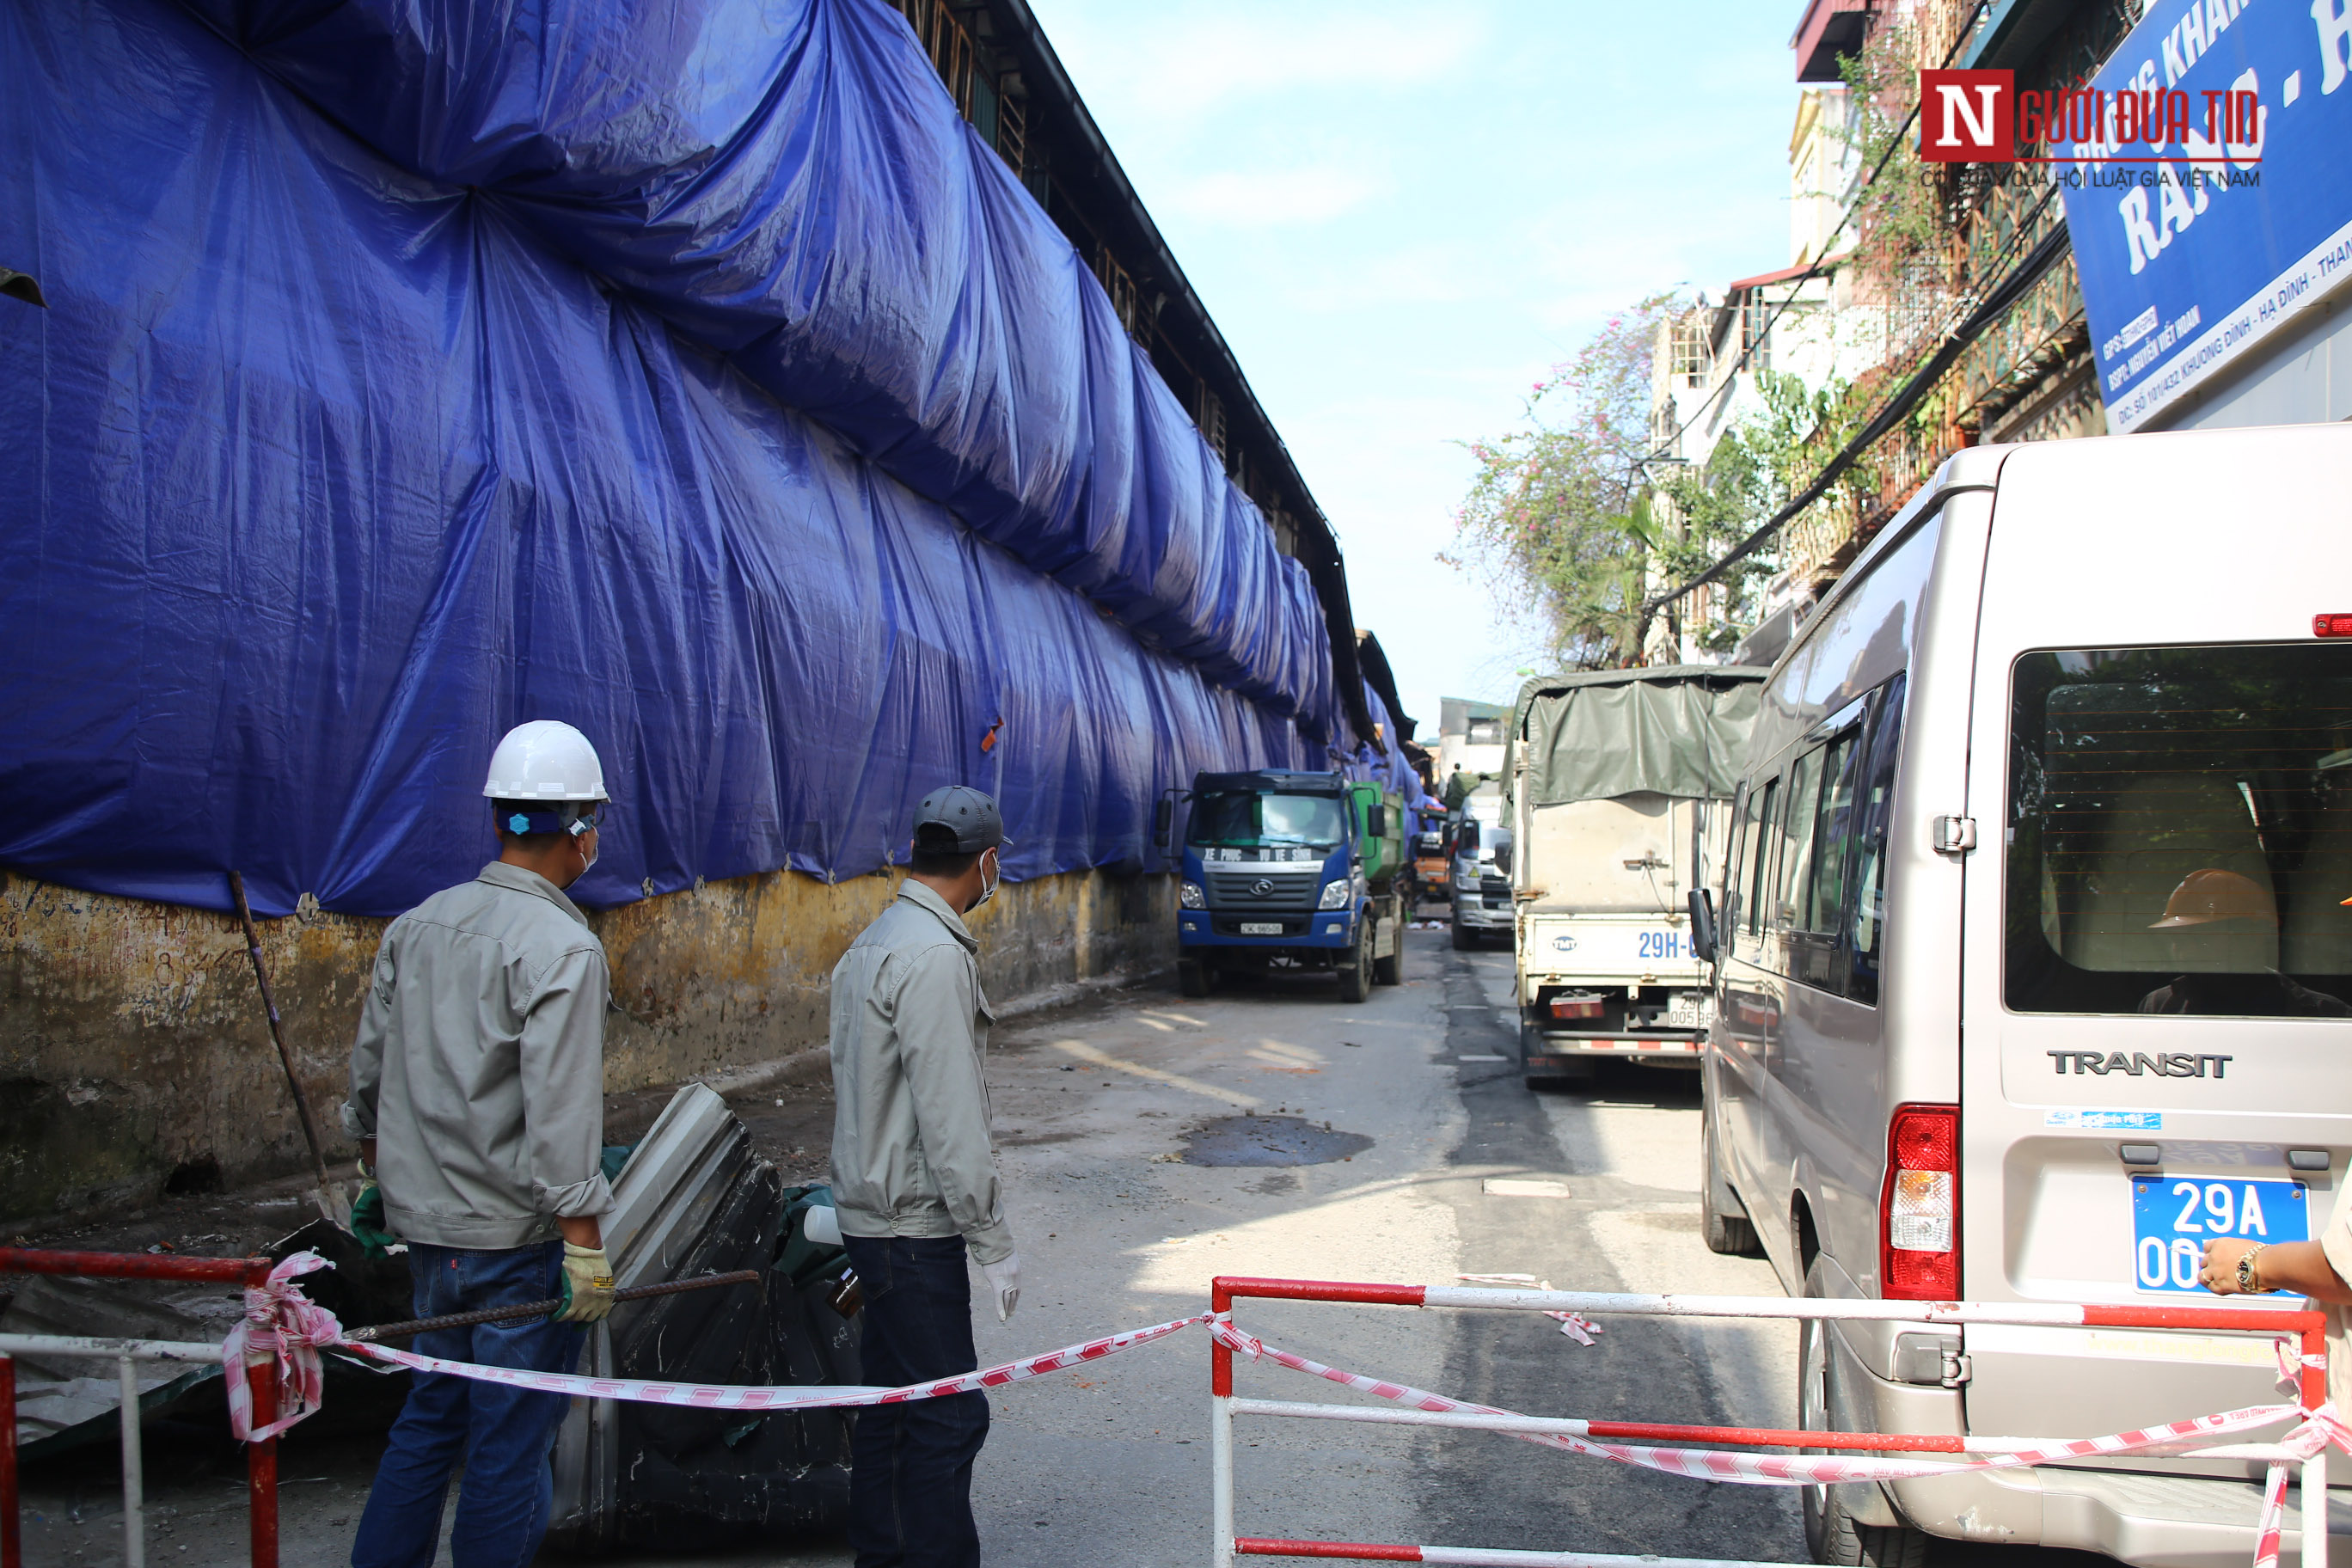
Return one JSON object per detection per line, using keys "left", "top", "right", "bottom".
{"left": 1026, "top": 0, "right": 1815, "bottom": 730}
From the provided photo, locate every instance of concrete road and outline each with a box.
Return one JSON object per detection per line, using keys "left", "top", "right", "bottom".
{"left": 581, "top": 926, "right": 1801, "bottom": 1565}
{"left": 10, "top": 928, "right": 1839, "bottom": 1565}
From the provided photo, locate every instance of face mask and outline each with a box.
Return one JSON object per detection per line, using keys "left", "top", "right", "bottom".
{"left": 971, "top": 848, "right": 1000, "bottom": 910}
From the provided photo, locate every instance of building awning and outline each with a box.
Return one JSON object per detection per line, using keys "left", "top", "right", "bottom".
{"left": 1790, "top": 0, "right": 1872, "bottom": 83}
{"left": 1724, "top": 260, "right": 1822, "bottom": 294}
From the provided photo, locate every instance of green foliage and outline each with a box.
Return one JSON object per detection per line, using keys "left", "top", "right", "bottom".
{"left": 1838, "top": 15, "right": 1944, "bottom": 269}
{"left": 1654, "top": 369, "right": 1862, "bottom": 653}
{"left": 1448, "top": 295, "right": 1675, "bottom": 670}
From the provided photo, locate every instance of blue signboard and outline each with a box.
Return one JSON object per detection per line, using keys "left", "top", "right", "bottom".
{"left": 2060, "top": 0, "right": 2352, "bottom": 430}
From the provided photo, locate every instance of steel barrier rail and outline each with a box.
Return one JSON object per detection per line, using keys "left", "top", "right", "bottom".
{"left": 0, "top": 1247, "right": 281, "bottom": 1568}
{"left": 1208, "top": 1276, "right": 2331, "bottom": 1568}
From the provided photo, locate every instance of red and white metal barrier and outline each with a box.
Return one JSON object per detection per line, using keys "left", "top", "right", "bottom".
{"left": 0, "top": 1247, "right": 286, "bottom": 1568}
{"left": 1207, "top": 1276, "right": 2337, "bottom": 1568}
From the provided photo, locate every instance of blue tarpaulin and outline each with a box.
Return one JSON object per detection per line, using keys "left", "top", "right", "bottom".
{"left": 0, "top": 0, "right": 1341, "bottom": 916}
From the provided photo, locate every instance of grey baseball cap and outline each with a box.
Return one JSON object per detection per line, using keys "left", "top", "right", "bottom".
{"left": 913, "top": 786, "right": 1008, "bottom": 853}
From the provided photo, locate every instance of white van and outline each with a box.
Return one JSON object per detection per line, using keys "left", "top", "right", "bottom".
{"left": 1699, "top": 423, "right": 2352, "bottom": 1568}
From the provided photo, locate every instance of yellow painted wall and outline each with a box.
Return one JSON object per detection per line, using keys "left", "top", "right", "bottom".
{"left": 0, "top": 864, "right": 1171, "bottom": 1226}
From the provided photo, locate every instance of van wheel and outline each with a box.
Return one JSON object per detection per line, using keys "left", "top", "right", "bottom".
{"left": 1177, "top": 959, "right": 1213, "bottom": 999}
{"left": 1800, "top": 1261, "right": 1930, "bottom": 1568}
{"left": 1700, "top": 1089, "right": 1763, "bottom": 1257}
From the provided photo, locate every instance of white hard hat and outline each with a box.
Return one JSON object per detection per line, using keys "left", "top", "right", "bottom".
{"left": 482, "top": 720, "right": 607, "bottom": 801}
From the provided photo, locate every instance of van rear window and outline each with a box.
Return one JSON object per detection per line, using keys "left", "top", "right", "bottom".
{"left": 2006, "top": 646, "right": 2352, "bottom": 1017}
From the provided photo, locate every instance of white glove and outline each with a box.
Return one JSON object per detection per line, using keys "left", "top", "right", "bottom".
{"left": 803, "top": 1204, "right": 842, "bottom": 1246}
{"left": 981, "top": 1253, "right": 1021, "bottom": 1323}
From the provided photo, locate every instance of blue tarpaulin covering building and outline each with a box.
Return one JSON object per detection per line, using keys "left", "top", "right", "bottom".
{"left": 0, "top": 0, "right": 1388, "bottom": 918}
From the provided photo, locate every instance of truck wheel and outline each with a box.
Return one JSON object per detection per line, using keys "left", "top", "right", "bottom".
{"left": 1373, "top": 946, "right": 1400, "bottom": 986}
{"left": 1450, "top": 917, "right": 1471, "bottom": 951}
{"left": 1336, "top": 937, "right": 1370, "bottom": 1002}
{"left": 1801, "top": 1259, "right": 1929, "bottom": 1568}
{"left": 1700, "top": 1094, "right": 1763, "bottom": 1257}
{"left": 1177, "top": 959, "right": 1213, "bottom": 999}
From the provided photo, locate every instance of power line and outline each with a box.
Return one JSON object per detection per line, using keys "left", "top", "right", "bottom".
{"left": 1641, "top": 3, "right": 1990, "bottom": 469}
{"left": 1645, "top": 192, "right": 2069, "bottom": 612}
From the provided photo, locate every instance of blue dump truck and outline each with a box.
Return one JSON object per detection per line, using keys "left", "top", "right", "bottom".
{"left": 1155, "top": 769, "right": 1406, "bottom": 1003}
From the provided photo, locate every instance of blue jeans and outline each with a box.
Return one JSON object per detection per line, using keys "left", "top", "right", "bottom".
{"left": 843, "top": 1234, "right": 989, "bottom": 1568}
{"left": 352, "top": 1240, "right": 585, "bottom": 1568}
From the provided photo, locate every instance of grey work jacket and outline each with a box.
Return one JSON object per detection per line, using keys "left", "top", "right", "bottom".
{"left": 341, "top": 861, "right": 615, "bottom": 1249}
{"left": 827, "top": 879, "right": 1012, "bottom": 1265}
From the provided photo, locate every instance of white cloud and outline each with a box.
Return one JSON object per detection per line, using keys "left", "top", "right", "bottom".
{"left": 1044, "top": 3, "right": 1489, "bottom": 121}
{"left": 1163, "top": 165, "right": 1387, "bottom": 227}
{"left": 1026, "top": 0, "right": 1810, "bottom": 709}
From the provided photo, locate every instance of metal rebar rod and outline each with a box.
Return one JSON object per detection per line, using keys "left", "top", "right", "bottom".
{"left": 227, "top": 871, "right": 332, "bottom": 1188}
{"left": 118, "top": 1351, "right": 144, "bottom": 1568}
{"left": 346, "top": 1269, "right": 762, "bottom": 1343}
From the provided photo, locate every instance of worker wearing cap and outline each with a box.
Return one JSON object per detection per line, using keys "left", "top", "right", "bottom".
{"left": 343, "top": 720, "right": 620, "bottom": 1568}
{"left": 829, "top": 786, "right": 1020, "bottom": 1568}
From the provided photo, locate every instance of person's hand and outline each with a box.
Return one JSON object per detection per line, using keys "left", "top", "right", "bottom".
{"left": 982, "top": 1253, "right": 1021, "bottom": 1323}
{"left": 2199, "top": 1236, "right": 2264, "bottom": 1295}
{"left": 557, "top": 1242, "right": 617, "bottom": 1322}
{"left": 348, "top": 1185, "right": 399, "bottom": 1260}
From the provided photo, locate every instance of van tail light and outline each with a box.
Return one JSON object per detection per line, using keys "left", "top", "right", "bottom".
{"left": 2317, "top": 614, "right": 2352, "bottom": 638}
{"left": 1881, "top": 1104, "right": 1960, "bottom": 1300}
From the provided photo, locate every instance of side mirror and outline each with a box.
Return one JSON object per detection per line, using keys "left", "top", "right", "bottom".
{"left": 1458, "top": 820, "right": 1479, "bottom": 854}
{"left": 1153, "top": 798, "right": 1173, "bottom": 848}
{"left": 1366, "top": 805, "right": 1387, "bottom": 839}
{"left": 1687, "top": 888, "right": 1718, "bottom": 965}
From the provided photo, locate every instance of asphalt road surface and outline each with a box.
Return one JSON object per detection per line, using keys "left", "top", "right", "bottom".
{"left": 15, "top": 926, "right": 2104, "bottom": 1565}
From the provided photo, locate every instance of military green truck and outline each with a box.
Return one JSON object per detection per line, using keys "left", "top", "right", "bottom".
{"left": 1506, "top": 667, "right": 1767, "bottom": 1083}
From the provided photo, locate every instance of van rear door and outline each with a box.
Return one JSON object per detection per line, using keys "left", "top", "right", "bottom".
{"left": 1957, "top": 426, "right": 2352, "bottom": 1467}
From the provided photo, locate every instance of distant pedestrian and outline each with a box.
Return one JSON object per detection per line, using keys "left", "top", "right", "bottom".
{"left": 342, "top": 720, "right": 619, "bottom": 1568}
{"left": 829, "top": 786, "right": 1020, "bottom": 1568}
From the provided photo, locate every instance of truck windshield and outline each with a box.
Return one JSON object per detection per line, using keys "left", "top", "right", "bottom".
{"left": 1188, "top": 791, "right": 1345, "bottom": 848}
{"left": 2006, "top": 644, "right": 2352, "bottom": 1016}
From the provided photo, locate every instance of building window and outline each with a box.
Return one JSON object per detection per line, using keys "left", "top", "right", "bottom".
{"left": 1741, "top": 290, "right": 1773, "bottom": 373}
{"left": 1093, "top": 244, "right": 1145, "bottom": 340}
{"left": 1670, "top": 319, "right": 1709, "bottom": 386}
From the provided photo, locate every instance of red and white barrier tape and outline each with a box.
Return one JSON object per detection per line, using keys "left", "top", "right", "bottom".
{"left": 224, "top": 1251, "right": 340, "bottom": 1441}
{"left": 1205, "top": 1316, "right": 2347, "bottom": 1488}
{"left": 225, "top": 1252, "right": 2345, "bottom": 1568}
{"left": 341, "top": 1308, "right": 1209, "bottom": 1408}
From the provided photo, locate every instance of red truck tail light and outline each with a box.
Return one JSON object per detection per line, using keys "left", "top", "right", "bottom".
{"left": 2316, "top": 614, "right": 2352, "bottom": 638}
{"left": 1881, "top": 1104, "right": 1959, "bottom": 1300}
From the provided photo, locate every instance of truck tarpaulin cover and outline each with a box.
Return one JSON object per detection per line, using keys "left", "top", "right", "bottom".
{"left": 1507, "top": 667, "right": 1768, "bottom": 808}
{"left": 0, "top": 0, "right": 1335, "bottom": 917}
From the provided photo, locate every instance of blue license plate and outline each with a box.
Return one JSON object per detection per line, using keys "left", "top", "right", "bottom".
{"left": 2130, "top": 1176, "right": 2310, "bottom": 1293}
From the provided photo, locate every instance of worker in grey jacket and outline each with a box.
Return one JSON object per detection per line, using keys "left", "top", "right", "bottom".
{"left": 830, "top": 785, "right": 1018, "bottom": 1568}
{"left": 344, "top": 720, "right": 618, "bottom": 1568}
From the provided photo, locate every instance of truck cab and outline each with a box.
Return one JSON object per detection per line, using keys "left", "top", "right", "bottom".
{"left": 1162, "top": 769, "right": 1406, "bottom": 1002}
